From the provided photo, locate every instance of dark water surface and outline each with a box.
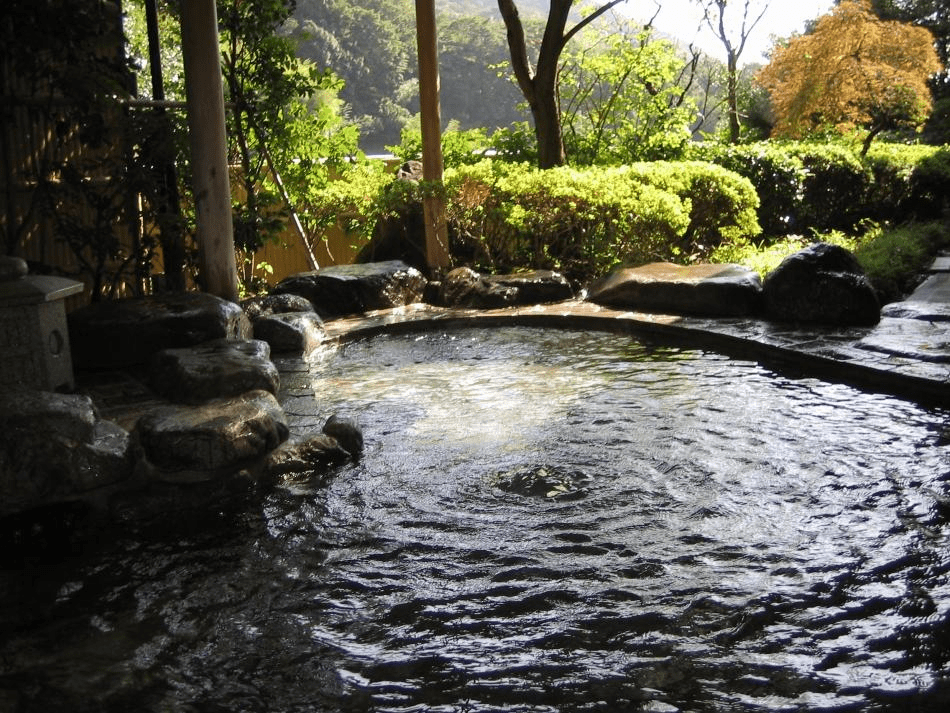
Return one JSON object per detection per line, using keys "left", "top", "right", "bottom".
{"left": 3, "top": 327, "right": 950, "bottom": 712}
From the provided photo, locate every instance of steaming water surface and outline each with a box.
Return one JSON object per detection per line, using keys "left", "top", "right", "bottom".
{"left": 3, "top": 327, "right": 950, "bottom": 712}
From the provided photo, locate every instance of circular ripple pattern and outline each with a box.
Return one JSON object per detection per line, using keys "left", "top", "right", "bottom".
{"left": 4, "top": 327, "right": 950, "bottom": 712}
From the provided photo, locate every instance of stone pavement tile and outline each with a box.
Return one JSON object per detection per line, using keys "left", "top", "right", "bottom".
{"left": 857, "top": 318, "right": 950, "bottom": 363}
{"left": 906, "top": 274, "right": 950, "bottom": 303}
{"left": 928, "top": 256, "right": 950, "bottom": 272}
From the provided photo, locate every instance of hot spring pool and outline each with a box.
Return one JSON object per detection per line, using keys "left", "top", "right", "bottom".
{"left": 3, "top": 326, "right": 950, "bottom": 712}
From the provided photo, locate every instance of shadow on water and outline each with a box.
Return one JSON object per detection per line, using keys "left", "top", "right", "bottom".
{"left": 3, "top": 326, "right": 950, "bottom": 712}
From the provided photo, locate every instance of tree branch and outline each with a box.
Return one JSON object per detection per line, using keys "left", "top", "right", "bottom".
{"left": 497, "top": 0, "right": 537, "bottom": 103}
{"left": 562, "top": 0, "right": 630, "bottom": 48}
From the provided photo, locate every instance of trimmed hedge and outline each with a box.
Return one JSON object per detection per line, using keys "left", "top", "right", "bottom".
{"left": 443, "top": 159, "right": 759, "bottom": 281}
{"left": 691, "top": 141, "right": 950, "bottom": 237}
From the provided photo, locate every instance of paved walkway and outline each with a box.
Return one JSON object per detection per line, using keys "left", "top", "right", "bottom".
{"left": 323, "top": 256, "right": 950, "bottom": 408}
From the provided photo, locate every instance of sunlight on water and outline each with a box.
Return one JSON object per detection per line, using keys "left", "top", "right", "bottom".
{"left": 3, "top": 327, "right": 950, "bottom": 712}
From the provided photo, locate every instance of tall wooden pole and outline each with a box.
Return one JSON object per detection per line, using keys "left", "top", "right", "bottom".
{"left": 414, "top": 0, "right": 451, "bottom": 274}
{"left": 179, "top": 0, "right": 239, "bottom": 302}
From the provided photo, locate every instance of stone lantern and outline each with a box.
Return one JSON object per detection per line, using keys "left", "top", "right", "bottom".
{"left": 0, "top": 256, "right": 84, "bottom": 392}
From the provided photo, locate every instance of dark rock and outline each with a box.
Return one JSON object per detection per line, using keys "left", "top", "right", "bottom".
{"left": 271, "top": 261, "right": 428, "bottom": 319}
{"left": 241, "top": 293, "right": 314, "bottom": 319}
{"left": 68, "top": 292, "right": 251, "bottom": 370}
{"left": 150, "top": 339, "right": 279, "bottom": 404}
{"left": 322, "top": 414, "right": 363, "bottom": 458}
{"left": 252, "top": 312, "right": 326, "bottom": 354}
{"left": 587, "top": 262, "right": 762, "bottom": 317}
{"left": 0, "top": 255, "right": 28, "bottom": 282}
{"left": 355, "top": 161, "right": 429, "bottom": 274}
{"left": 0, "top": 391, "right": 133, "bottom": 515}
{"left": 438, "top": 267, "right": 517, "bottom": 308}
{"left": 267, "top": 433, "right": 350, "bottom": 478}
{"left": 489, "top": 464, "right": 591, "bottom": 499}
{"left": 71, "top": 420, "right": 135, "bottom": 492}
{"left": 483, "top": 270, "right": 574, "bottom": 304}
{"left": 763, "top": 243, "right": 880, "bottom": 325}
{"left": 133, "top": 389, "right": 289, "bottom": 482}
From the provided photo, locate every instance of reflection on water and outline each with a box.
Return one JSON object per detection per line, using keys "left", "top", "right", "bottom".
{"left": 3, "top": 327, "right": 950, "bottom": 712}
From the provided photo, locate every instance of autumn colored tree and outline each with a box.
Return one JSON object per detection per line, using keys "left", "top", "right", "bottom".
{"left": 757, "top": 0, "right": 942, "bottom": 155}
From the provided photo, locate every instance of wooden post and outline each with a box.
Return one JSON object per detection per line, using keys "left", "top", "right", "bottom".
{"left": 414, "top": 0, "right": 451, "bottom": 274}
{"left": 179, "top": 0, "right": 239, "bottom": 302}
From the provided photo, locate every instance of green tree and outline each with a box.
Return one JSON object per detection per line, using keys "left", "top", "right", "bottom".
{"left": 288, "top": 0, "right": 417, "bottom": 152}
{"left": 695, "top": 0, "right": 770, "bottom": 144}
{"left": 559, "top": 23, "right": 699, "bottom": 164}
{"left": 218, "top": 0, "right": 358, "bottom": 285}
{"left": 496, "top": 0, "right": 630, "bottom": 169}
{"left": 757, "top": 0, "right": 941, "bottom": 155}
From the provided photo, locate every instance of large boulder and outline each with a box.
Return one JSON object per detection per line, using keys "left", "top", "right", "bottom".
{"left": 0, "top": 391, "right": 133, "bottom": 516}
{"left": 149, "top": 339, "right": 279, "bottom": 404}
{"left": 439, "top": 267, "right": 516, "bottom": 308}
{"left": 240, "top": 293, "right": 314, "bottom": 320}
{"left": 762, "top": 242, "right": 880, "bottom": 325}
{"left": 133, "top": 390, "right": 289, "bottom": 482}
{"left": 438, "top": 268, "right": 574, "bottom": 308}
{"left": 587, "top": 262, "right": 762, "bottom": 317}
{"left": 252, "top": 312, "right": 326, "bottom": 355}
{"left": 271, "top": 260, "right": 428, "bottom": 319}
{"left": 68, "top": 292, "right": 251, "bottom": 370}
{"left": 355, "top": 161, "right": 428, "bottom": 273}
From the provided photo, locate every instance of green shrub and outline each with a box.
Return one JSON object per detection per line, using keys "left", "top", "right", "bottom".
{"left": 783, "top": 143, "right": 871, "bottom": 232}
{"left": 697, "top": 140, "right": 949, "bottom": 239}
{"left": 442, "top": 159, "right": 759, "bottom": 281}
{"left": 444, "top": 160, "right": 691, "bottom": 280}
{"left": 711, "top": 220, "right": 950, "bottom": 303}
{"left": 621, "top": 161, "right": 760, "bottom": 257}
{"left": 688, "top": 142, "right": 807, "bottom": 236}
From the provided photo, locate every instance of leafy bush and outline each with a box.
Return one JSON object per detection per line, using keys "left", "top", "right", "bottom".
{"left": 694, "top": 140, "right": 948, "bottom": 237}
{"left": 711, "top": 220, "right": 950, "bottom": 303}
{"left": 444, "top": 161, "right": 689, "bottom": 280}
{"left": 441, "top": 159, "right": 759, "bottom": 281}
{"left": 907, "top": 147, "right": 950, "bottom": 219}
{"left": 785, "top": 143, "right": 872, "bottom": 232}
{"left": 688, "top": 142, "right": 807, "bottom": 236}
{"left": 621, "top": 161, "right": 761, "bottom": 257}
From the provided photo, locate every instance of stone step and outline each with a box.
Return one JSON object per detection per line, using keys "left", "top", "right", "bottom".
{"left": 927, "top": 256, "right": 950, "bottom": 273}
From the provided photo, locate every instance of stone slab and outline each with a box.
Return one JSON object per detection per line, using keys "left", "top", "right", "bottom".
{"left": 587, "top": 262, "right": 762, "bottom": 317}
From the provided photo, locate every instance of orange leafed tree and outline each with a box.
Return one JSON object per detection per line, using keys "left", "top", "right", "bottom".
{"left": 757, "top": 0, "right": 942, "bottom": 154}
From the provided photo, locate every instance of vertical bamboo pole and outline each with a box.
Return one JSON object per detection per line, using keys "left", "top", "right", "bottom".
{"left": 414, "top": 0, "right": 451, "bottom": 274}
{"left": 179, "top": 0, "right": 239, "bottom": 301}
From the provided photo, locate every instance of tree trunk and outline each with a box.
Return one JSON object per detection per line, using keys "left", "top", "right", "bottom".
{"left": 497, "top": 0, "right": 629, "bottom": 169}
{"left": 726, "top": 51, "right": 740, "bottom": 144}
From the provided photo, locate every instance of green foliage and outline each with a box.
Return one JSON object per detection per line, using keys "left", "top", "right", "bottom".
{"left": 299, "top": 161, "right": 395, "bottom": 249}
{"left": 388, "top": 120, "right": 492, "bottom": 167}
{"left": 692, "top": 140, "right": 950, "bottom": 237}
{"left": 288, "top": 0, "right": 417, "bottom": 152}
{"left": 559, "top": 25, "right": 697, "bottom": 165}
{"left": 784, "top": 143, "right": 872, "bottom": 232}
{"left": 710, "top": 220, "right": 950, "bottom": 303}
{"left": 443, "top": 161, "right": 689, "bottom": 279}
{"left": 432, "top": 159, "right": 759, "bottom": 281}
{"left": 688, "top": 142, "right": 807, "bottom": 235}
{"left": 621, "top": 161, "right": 761, "bottom": 257}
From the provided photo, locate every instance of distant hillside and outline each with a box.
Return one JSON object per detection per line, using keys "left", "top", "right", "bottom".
{"left": 440, "top": 1, "right": 551, "bottom": 19}
{"left": 290, "top": 0, "right": 534, "bottom": 153}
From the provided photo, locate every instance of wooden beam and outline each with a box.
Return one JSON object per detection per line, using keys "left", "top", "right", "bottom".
{"left": 179, "top": 0, "right": 239, "bottom": 301}
{"left": 414, "top": 0, "right": 451, "bottom": 274}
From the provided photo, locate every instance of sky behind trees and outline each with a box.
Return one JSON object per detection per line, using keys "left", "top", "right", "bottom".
{"left": 620, "top": 0, "right": 834, "bottom": 64}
